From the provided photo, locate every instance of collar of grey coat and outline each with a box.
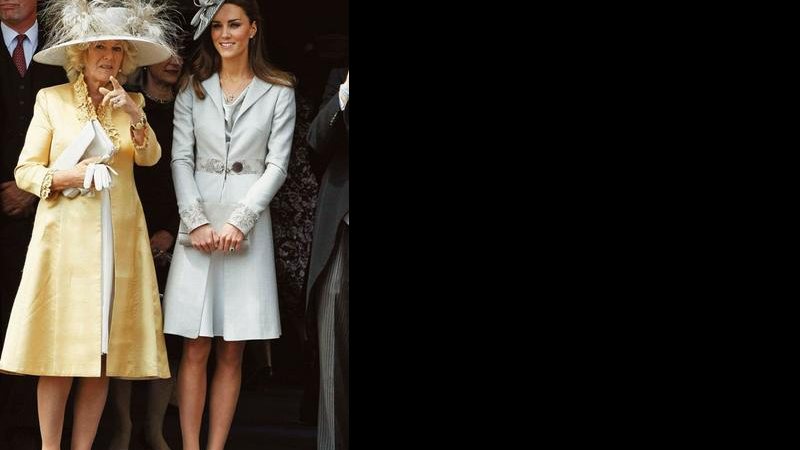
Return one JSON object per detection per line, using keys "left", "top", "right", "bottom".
{"left": 201, "top": 72, "right": 274, "bottom": 121}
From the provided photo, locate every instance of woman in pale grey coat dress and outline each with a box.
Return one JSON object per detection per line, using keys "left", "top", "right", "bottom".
{"left": 162, "top": 1, "right": 295, "bottom": 449}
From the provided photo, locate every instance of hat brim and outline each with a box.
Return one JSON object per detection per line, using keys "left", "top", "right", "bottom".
{"left": 192, "top": 2, "right": 225, "bottom": 40}
{"left": 33, "top": 36, "right": 173, "bottom": 67}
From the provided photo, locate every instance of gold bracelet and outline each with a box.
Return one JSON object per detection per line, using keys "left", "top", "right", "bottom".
{"left": 130, "top": 112, "right": 148, "bottom": 131}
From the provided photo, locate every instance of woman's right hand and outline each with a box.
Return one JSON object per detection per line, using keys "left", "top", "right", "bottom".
{"left": 51, "top": 157, "right": 106, "bottom": 192}
{"left": 190, "top": 224, "right": 219, "bottom": 253}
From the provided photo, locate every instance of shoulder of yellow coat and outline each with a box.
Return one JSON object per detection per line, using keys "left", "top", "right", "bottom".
{"left": 40, "top": 82, "right": 73, "bottom": 99}
{"left": 131, "top": 91, "right": 145, "bottom": 108}
{"left": 33, "top": 82, "right": 75, "bottom": 108}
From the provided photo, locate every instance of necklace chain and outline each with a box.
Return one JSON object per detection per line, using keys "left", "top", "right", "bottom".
{"left": 222, "top": 75, "right": 252, "bottom": 103}
{"left": 142, "top": 88, "right": 173, "bottom": 104}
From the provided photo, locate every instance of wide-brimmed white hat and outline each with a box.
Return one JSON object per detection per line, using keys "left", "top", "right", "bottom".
{"left": 34, "top": 0, "right": 179, "bottom": 67}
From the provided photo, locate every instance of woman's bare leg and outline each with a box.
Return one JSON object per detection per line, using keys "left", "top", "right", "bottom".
{"left": 178, "top": 337, "right": 212, "bottom": 450}
{"left": 70, "top": 375, "right": 110, "bottom": 450}
{"left": 206, "top": 339, "right": 246, "bottom": 450}
{"left": 37, "top": 376, "right": 73, "bottom": 450}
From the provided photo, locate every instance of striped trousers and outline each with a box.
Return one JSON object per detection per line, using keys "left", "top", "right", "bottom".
{"left": 316, "top": 223, "right": 349, "bottom": 450}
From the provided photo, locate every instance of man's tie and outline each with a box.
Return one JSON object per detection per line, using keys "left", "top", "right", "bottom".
{"left": 12, "top": 34, "right": 27, "bottom": 77}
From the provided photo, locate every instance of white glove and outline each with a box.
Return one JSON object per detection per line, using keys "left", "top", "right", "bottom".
{"left": 83, "top": 163, "right": 118, "bottom": 191}
{"left": 97, "top": 164, "right": 118, "bottom": 190}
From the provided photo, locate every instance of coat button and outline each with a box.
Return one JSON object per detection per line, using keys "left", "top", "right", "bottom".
{"left": 231, "top": 161, "right": 243, "bottom": 173}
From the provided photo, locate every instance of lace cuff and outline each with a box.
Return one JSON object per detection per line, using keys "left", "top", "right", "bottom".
{"left": 131, "top": 129, "right": 149, "bottom": 152}
{"left": 40, "top": 169, "right": 55, "bottom": 200}
{"left": 227, "top": 203, "right": 259, "bottom": 235}
{"left": 179, "top": 202, "right": 209, "bottom": 232}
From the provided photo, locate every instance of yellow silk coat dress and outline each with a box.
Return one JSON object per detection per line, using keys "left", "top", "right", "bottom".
{"left": 0, "top": 76, "right": 170, "bottom": 378}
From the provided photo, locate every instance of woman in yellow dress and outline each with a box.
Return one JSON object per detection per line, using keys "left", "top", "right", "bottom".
{"left": 0, "top": 1, "right": 180, "bottom": 449}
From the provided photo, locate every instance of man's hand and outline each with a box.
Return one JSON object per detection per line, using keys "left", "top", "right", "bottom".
{"left": 0, "top": 181, "right": 36, "bottom": 218}
{"left": 150, "top": 229, "right": 175, "bottom": 253}
{"left": 150, "top": 229, "right": 175, "bottom": 266}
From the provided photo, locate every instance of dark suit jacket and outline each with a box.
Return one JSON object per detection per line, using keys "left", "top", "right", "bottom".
{"left": 0, "top": 27, "right": 68, "bottom": 185}
{"left": 0, "top": 24, "right": 67, "bottom": 317}
{"left": 306, "top": 68, "right": 349, "bottom": 308}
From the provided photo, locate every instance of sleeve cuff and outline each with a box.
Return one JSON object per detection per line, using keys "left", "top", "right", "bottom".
{"left": 179, "top": 202, "right": 209, "bottom": 232}
{"left": 227, "top": 202, "right": 259, "bottom": 235}
{"left": 40, "top": 169, "right": 55, "bottom": 200}
{"left": 131, "top": 128, "right": 150, "bottom": 152}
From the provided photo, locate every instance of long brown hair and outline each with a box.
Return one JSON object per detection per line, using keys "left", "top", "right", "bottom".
{"left": 179, "top": 0, "right": 295, "bottom": 99}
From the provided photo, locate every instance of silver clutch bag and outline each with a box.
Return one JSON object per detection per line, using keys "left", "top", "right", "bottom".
{"left": 177, "top": 202, "right": 249, "bottom": 250}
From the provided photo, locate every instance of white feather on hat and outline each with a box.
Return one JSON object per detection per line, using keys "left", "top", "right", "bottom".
{"left": 34, "top": 0, "right": 181, "bottom": 67}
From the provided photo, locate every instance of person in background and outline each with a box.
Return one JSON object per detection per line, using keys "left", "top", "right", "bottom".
{"left": 0, "top": 0, "right": 67, "bottom": 445}
{"left": 306, "top": 67, "right": 349, "bottom": 450}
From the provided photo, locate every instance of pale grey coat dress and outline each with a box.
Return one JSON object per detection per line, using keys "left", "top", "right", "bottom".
{"left": 163, "top": 74, "right": 296, "bottom": 340}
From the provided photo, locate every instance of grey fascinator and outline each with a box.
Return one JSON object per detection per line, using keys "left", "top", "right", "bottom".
{"left": 191, "top": 0, "right": 226, "bottom": 40}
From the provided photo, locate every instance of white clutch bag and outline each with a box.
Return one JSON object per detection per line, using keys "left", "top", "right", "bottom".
{"left": 177, "top": 202, "right": 249, "bottom": 250}
{"left": 51, "top": 119, "right": 116, "bottom": 198}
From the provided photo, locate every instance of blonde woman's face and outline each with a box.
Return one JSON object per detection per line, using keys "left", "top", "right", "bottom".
{"left": 85, "top": 40, "right": 125, "bottom": 86}
{"left": 210, "top": 4, "right": 256, "bottom": 61}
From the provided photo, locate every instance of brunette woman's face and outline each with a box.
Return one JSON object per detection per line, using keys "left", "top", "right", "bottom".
{"left": 210, "top": 4, "right": 256, "bottom": 61}
{"left": 148, "top": 55, "right": 183, "bottom": 87}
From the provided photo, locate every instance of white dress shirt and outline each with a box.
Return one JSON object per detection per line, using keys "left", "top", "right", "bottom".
{"left": 338, "top": 83, "right": 349, "bottom": 111}
{"left": 2, "top": 20, "right": 38, "bottom": 68}
{"left": 338, "top": 82, "right": 349, "bottom": 225}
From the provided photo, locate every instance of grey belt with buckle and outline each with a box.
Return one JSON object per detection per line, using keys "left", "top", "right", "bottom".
{"left": 196, "top": 157, "right": 265, "bottom": 175}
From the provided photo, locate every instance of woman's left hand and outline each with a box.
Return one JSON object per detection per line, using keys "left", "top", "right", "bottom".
{"left": 99, "top": 76, "right": 140, "bottom": 121}
{"left": 217, "top": 223, "right": 245, "bottom": 254}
